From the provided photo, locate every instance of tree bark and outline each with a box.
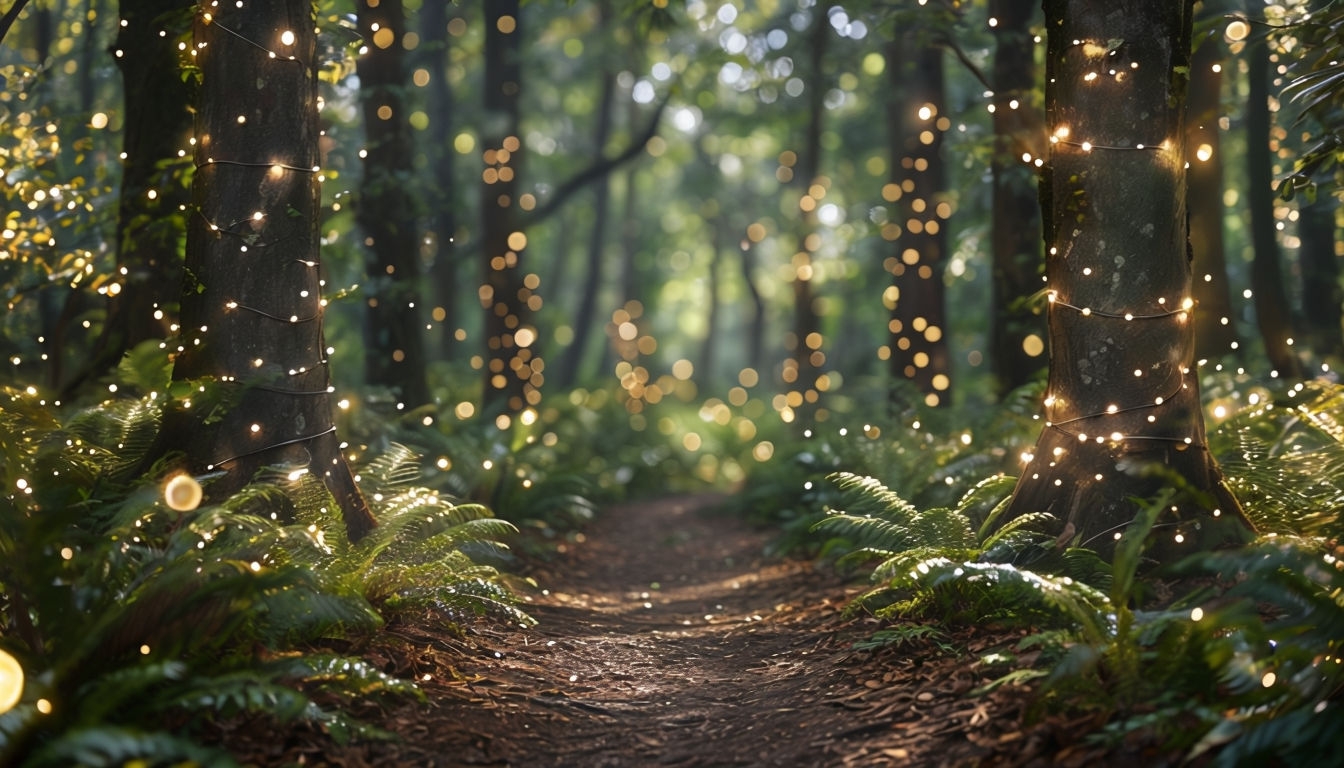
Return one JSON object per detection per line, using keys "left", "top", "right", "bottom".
{"left": 989, "top": 0, "right": 1046, "bottom": 397}
{"left": 1002, "top": 0, "right": 1250, "bottom": 558}
{"left": 701, "top": 206, "right": 725, "bottom": 385}
{"left": 739, "top": 238, "right": 767, "bottom": 375}
{"left": 1186, "top": 19, "right": 1238, "bottom": 358}
{"left": 784, "top": 2, "right": 829, "bottom": 420}
{"left": 167, "top": 0, "right": 374, "bottom": 539}
{"left": 1298, "top": 194, "right": 1343, "bottom": 362}
{"left": 479, "top": 0, "right": 540, "bottom": 414}
{"left": 553, "top": 63, "right": 617, "bottom": 390}
{"left": 357, "top": 0, "right": 429, "bottom": 408}
{"left": 421, "top": 0, "right": 461, "bottom": 361}
{"left": 69, "top": 0, "right": 193, "bottom": 396}
{"left": 886, "top": 34, "right": 952, "bottom": 409}
{"left": 1244, "top": 0, "right": 1302, "bottom": 379}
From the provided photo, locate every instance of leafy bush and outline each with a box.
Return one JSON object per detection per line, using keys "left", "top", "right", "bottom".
{"left": 0, "top": 388, "right": 527, "bottom": 766}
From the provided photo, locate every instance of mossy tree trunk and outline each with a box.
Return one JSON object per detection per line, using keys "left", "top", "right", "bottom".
{"left": 357, "top": 0, "right": 429, "bottom": 409}
{"left": 1003, "top": 0, "right": 1250, "bottom": 557}
{"left": 168, "top": 0, "right": 374, "bottom": 539}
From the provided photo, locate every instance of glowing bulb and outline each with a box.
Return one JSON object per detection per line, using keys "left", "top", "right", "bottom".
{"left": 280, "top": 30, "right": 295, "bottom": 46}
{"left": 164, "top": 473, "right": 204, "bottom": 512}
{"left": 0, "top": 649, "right": 24, "bottom": 714}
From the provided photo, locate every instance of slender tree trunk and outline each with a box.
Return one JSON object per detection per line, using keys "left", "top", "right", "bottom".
{"left": 1002, "top": 0, "right": 1250, "bottom": 557}
{"left": 421, "top": 0, "right": 461, "bottom": 361}
{"left": 785, "top": 2, "right": 830, "bottom": 419}
{"left": 67, "top": 0, "right": 193, "bottom": 396}
{"left": 357, "top": 0, "right": 429, "bottom": 408}
{"left": 0, "top": 0, "right": 33, "bottom": 47}
{"left": 166, "top": 0, "right": 374, "bottom": 539}
{"left": 1244, "top": 0, "right": 1302, "bottom": 379}
{"left": 1186, "top": 19, "right": 1238, "bottom": 358}
{"left": 480, "top": 0, "right": 540, "bottom": 414}
{"left": 554, "top": 64, "right": 617, "bottom": 389}
{"left": 701, "top": 210, "right": 724, "bottom": 384}
{"left": 989, "top": 0, "right": 1046, "bottom": 397}
{"left": 79, "top": 0, "right": 98, "bottom": 114}
{"left": 886, "top": 35, "right": 952, "bottom": 409}
{"left": 619, "top": 157, "right": 642, "bottom": 308}
{"left": 740, "top": 239, "right": 767, "bottom": 374}
{"left": 1299, "top": 195, "right": 1343, "bottom": 362}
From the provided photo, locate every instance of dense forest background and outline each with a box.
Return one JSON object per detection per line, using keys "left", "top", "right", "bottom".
{"left": 0, "top": 0, "right": 1335, "bottom": 432}
{"left": 3, "top": 0, "right": 1344, "bottom": 765}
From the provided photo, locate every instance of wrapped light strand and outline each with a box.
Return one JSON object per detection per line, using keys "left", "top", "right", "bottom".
{"left": 223, "top": 301, "right": 321, "bottom": 324}
{"left": 199, "top": 11, "right": 301, "bottom": 62}
{"left": 1047, "top": 290, "right": 1194, "bottom": 321}
{"left": 207, "top": 425, "right": 337, "bottom": 470}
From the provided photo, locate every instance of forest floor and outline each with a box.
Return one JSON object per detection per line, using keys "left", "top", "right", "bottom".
{"left": 225, "top": 494, "right": 1175, "bottom": 767}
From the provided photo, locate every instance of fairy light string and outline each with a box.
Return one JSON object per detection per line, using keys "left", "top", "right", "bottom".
{"left": 172, "top": 0, "right": 357, "bottom": 478}
{"left": 999, "top": 12, "right": 1256, "bottom": 550}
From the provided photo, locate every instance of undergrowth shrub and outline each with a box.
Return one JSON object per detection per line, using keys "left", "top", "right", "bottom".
{"left": 0, "top": 387, "right": 527, "bottom": 766}
{"left": 806, "top": 378, "right": 1344, "bottom": 763}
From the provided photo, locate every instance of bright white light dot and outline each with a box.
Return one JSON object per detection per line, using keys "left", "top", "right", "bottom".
{"left": 281, "top": 30, "right": 295, "bottom": 45}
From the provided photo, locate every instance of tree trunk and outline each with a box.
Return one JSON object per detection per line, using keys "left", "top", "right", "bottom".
{"left": 989, "top": 0, "right": 1046, "bottom": 397}
{"left": 1186, "top": 20, "right": 1238, "bottom": 358}
{"left": 886, "top": 35, "right": 952, "bottom": 409}
{"left": 421, "top": 0, "right": 461, "bottom": 361}
{"left": 1244, "top": 0, "right": 1302, "bottom": 379}
{"left": 739, "top": 239, "right": 767, "bottom": 375}
{"left": 480, "top": 0, "right": 540, "bottom": 415}
{"left": 1298, "top": 195, "right": 1343, "bottom": 362}
{"left": 785, "top": 2, "right": 829, "bottom": 420}
{"left": 69, "top": 0, "right": 193, "bottom": 395}
{"left": 167, "top": 0, "right": 374, "bottom": 539}
{"left": 701, "top": 208, "right": 725, "bottom": 384}
{"left": 1002, "top": 0, "right": 1250, "bottom": 558}
{"left": 357, "top": 0, "right": 429, "bottom": 409}
{"left": 553, "top": 64, "right": 617, "bottom": 390}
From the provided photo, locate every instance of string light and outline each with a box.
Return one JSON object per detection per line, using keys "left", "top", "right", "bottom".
{"left": 203, "top": 14, "right": 300, "bottom": 61}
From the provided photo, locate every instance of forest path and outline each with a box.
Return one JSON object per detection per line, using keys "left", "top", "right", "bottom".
{"left": 236, "top": 495, "right": 1105, "bottom": 767}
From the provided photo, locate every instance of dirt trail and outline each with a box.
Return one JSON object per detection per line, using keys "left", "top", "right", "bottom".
{"left": 234, "top": 495, "right": 1113, "bottom": 767}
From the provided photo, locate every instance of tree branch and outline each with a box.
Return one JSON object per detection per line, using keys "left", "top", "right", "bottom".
{"left": 0, "top": 0, "right": 32, "bottom": 48}
{"left": 523, "top": 92, "right": 671, "bottom": 227}
{"left": 941, "top": 33, "right": 993, "bottom": 92}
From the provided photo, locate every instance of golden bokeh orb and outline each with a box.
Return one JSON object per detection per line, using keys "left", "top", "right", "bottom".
{"left": 0, "top": 649, "right": 24, "bottom": 715}
{"left": 164, "top": 473, "right": 204, "bottom": 512}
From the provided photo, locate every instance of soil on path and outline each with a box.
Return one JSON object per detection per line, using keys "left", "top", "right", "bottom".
{"left": 233, "top": 495, "right": 1133, "bottom": 767}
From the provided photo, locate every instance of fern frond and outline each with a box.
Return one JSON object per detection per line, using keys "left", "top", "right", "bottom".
{"left": 24, "top": 727, "right": 237, "bottom": 768}
{"left": 357, "top": 442, "right": 424, "bottom": 494}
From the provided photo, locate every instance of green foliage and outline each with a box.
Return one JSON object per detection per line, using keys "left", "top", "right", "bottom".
{"left": 1210, "top": 380, "right": 1344, "bottom": 540}
{"left": 0, "top": 390, "right": 527, "bottom": 765}
{"left": 805, "top": 378, "right": 1344, "bottom": 761}
{"left": 850, "top": 624, "right": 952, "bottom": 653}
{"left": 1173, "top": 542, "right": 1344, "bottom": 768}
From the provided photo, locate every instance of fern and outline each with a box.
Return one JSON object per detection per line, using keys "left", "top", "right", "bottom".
{"left": 23, "top": 727, "right": 237, "bottom": 768}
{"left": 0, "top": 394, "right": 530, "bottom": 766}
